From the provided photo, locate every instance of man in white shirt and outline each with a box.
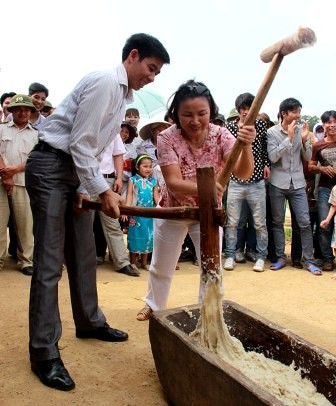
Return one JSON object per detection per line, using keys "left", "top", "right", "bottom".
{"left": 97, "top": 134, "right": 140, "bottom": 276}
{"left": 25, "top": 33, "right": 170, "bottom": 391}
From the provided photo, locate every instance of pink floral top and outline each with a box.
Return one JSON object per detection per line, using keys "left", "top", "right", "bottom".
{"left": 157, "top": 123, "right": 235, "bottom": 207}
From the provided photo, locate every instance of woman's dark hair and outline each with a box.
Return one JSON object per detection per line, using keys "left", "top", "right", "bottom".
{"left": 122, "top": 33, "right": 170, "bottom": 64}
{"left": 166, "top": 80, "right": 218, "bottom": 129}
{"left": 132, "top": 154, "right": 152, "bottom": 175}
{"left": 321, "top": 110, "right": 336, "bottom": 124}
{"left": 278, "top": 97, "right": 302, "bottom": 121}
{"left": 1, "top": 92, "right": 16, "bottom": 106}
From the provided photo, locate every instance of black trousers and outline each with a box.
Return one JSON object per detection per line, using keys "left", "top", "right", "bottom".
{"left": 26, "top": 147, "right": 106, "bottom": 362}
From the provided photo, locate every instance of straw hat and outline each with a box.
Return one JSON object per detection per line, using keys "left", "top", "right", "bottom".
{"left": 139, "top": 120, "right": 171, "bottom": 140}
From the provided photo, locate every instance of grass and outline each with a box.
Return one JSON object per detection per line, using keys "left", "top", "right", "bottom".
{"left": 285, "top": 227, "right": 292, "bottom": 242}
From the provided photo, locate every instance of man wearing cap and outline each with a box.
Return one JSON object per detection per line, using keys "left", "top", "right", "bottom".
{"left": 227, "top": 108, "right": 239, "bottom": 123}
{"left": 25, "top": 33, "right": 170, "bottom": 391}
{"left": 0, "top": 94, "right": 38, "bottom": 275}
{"left": 6, "top": 83, "right": 49, "bottom": 129}
{"left": 41, "top": 100, "right": 55, "bottom": 118}
{"left": 136, "top": 120, "right": 171, "bottom": 166}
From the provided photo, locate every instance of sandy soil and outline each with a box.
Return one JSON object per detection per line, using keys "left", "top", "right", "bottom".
{"left": 1, "top": 253, "right": 335, "bottom": 405}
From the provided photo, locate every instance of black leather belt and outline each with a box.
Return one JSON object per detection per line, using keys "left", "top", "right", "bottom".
{"left": 33, "top": 141, "right": 70, "bottom": 158}
{"left": 103, "top": 172, "right": 115, "bottom": 178}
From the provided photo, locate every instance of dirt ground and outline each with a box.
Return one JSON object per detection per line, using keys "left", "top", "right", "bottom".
{"left": 1, "top": 252, "right": 336, "bottom": 406}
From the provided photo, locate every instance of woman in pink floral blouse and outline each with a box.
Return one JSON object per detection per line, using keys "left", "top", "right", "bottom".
{"left": 136, "top": 80, "right": 256, "bottom": 321}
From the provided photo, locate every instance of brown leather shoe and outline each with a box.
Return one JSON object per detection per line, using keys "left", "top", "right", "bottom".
{"left": 322, "top": 262, "right": 333, "bottom": 272}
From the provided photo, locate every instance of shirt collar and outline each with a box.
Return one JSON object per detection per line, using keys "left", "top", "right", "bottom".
{"left": 116, "top": 64, "right": 134, "bottom": 104}
{"left": 7, "top": 120, "right": 35, "bottom": 130}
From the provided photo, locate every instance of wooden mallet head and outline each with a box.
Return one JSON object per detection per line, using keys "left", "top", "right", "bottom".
{"left": 217, "top": 27, "right": 316, "bottom": 188}
{"left": 260, "top": 27, "right": 316, "bottom": 63}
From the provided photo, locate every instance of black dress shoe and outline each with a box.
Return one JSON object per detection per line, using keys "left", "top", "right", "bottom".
{"left": 116, "top": 264, "right": 140, "bottom": 277}
{"left": 31, "top": 358, "right": 75, "bottom": 391}
{"left": 76, "top": 322, "right": 129, "bottom": 342}
{"left": 22, "top": 266, "right": 33, "bottom": 276}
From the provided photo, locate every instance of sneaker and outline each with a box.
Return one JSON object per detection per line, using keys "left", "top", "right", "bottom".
{"left": 234, "top": 251, "right": 246, "bottom": 263}
{"left": 253, "top": 259, "right": 265, "bottom": 272}
{"left": 223, "top": 257, "right": 235, "bottom": 270}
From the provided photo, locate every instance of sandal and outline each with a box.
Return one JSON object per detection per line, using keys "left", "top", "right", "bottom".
{"left": 269, "top": 260, "right": 286, "bottom": 271}
{"left": 141, "top": 263, "right": 148, "bottom": 270}
{"left": 136, "top": 307, "right": 153, "bottom": 321}
{"left": 307, "top": 264, "right": 322, "bottom": 276}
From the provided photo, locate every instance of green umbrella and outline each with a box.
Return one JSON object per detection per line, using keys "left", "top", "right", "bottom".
{"left": 127, "top": 89, "right": 166, "bottom": 118}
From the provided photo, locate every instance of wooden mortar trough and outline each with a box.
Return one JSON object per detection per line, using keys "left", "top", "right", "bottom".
{"left": 149, "top": 300, "right": 336, "bottom": 405}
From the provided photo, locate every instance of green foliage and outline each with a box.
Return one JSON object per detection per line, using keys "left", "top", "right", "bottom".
{"left": 301, "top": 115, "right": 320, "bottom": 131}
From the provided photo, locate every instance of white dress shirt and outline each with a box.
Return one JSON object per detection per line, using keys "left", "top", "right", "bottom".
{"left": 99, "top": 134, "right": 126, "bottom": 174}
{"left": 38, "top": 64, "right": 133, "bottom": 195}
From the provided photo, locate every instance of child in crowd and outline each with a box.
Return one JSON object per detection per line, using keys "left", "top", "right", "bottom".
{"left": 122, "top": 154, "right": 159, "bottom": 270}
{"left": 124, "top": 108, "right": 140, "bottom": 145}
{"left": 320, "top": 185, "right": 336, "bottom": 280}
{"left": 120, "top": 121, "right": 137, "bottom": 197}
{"left": 120, "top": 119, "right": 138, "bottom": 234}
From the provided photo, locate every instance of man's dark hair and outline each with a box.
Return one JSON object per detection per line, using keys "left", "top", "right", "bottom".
{"left": 235, "top": 92, "right": 255, "bottom": 113}
{"left": 122, "top": 33, "right": 170, "bottom": 64}
{"left": 28, "top": 82, "right": 49, "bottom": 98}
{"left": 321, "top": 110, "right": 336, "bottom": 124}
{"left": 1, "top": 92, "right": 16, "bottom": 106}
{"left": 279, "top": 98, "right": 302, "bottom": 120}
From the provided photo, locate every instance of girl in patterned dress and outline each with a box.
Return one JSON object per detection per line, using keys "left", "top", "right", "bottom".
{"left": 123, "top": 154, "right": 160, "bottom": 270}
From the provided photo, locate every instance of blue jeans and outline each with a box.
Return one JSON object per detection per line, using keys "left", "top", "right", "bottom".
{"left": 318, "top": 187, "right": 334, "bottom": 263}
{"left": 225, "top": 180, "right": 268, "bottom": 260}
{"left": 269, "top": 184, "right": 314, "bottom": 265}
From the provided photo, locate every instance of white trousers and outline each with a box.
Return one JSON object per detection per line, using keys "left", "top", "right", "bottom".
{"left": 145, "top": 218, "right": 223, "bottom": 311}
{"left": 0, "top": 184, "right": 34, "bottom": 269}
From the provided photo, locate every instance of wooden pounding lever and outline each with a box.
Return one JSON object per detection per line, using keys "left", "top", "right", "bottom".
{"left": 217, "top": 27, "right": 317, "bottom": 188}
{"left": 82, "top": 200, "right": 226, "bottom": 227}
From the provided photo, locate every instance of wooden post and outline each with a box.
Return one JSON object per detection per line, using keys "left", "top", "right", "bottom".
{"left": 197, "top": 166, "right": 221, "bottom": 279}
